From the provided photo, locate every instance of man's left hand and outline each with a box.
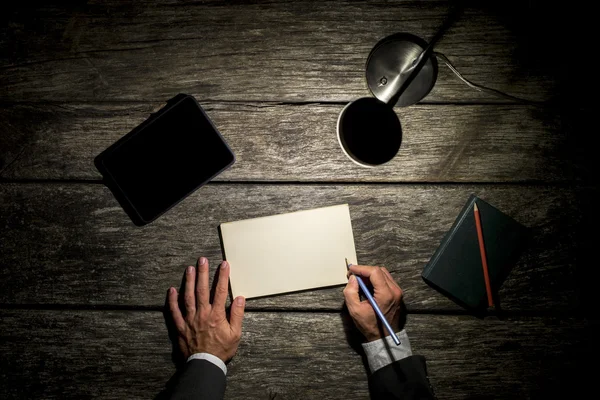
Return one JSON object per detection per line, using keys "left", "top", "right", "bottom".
{"left": 167, "top": 257, "right": 245, "bottom": 362}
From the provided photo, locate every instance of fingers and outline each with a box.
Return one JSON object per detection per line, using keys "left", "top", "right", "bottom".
{"left": 212, "top": 261, "right": 230, "bottom": 310}
{"left": 184, "top": 266, "right": 197, "bottom": 318}
{"left": 349, "top": 265, "right": 403, "bottom": 308}
{"left": 382, "top": 267, "right": 402, "bottom": 295}
{"left": 343, "top": 275, "right": 361, "bottom": 312}
{"left": 168, "top": 287, "right": 186, "bottom": 332}
{"left": 349, "top": 265, "right": 388, "bottom": 290}
{"left": 196, "top": 257, "right": 210, "bottom": 309}
{"left": 229, "top": 296, "right": 245, "bottom": 336}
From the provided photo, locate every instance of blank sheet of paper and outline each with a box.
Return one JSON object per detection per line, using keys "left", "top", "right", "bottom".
{"left": 220, "top": 204, "right": 358, "bottom": 299}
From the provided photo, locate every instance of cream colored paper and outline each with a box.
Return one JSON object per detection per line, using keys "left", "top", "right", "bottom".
{"left": 220, "top": 204, "right": 358, "bottom": 299}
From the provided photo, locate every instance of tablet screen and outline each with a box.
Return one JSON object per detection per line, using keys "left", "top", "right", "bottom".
{"left": 100, "top": 97, "right": 234, "bottom": 223}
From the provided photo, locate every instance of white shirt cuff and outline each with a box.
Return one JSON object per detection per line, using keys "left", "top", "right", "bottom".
{"left": 362, "top": 329, "right": 412, "bottom": 373}
{"left": 187, "top": 353, "right": 227, "bottom": 375}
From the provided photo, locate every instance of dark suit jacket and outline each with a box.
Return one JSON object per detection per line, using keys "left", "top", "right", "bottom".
{"left": 170, "top": 359, "right": 226, "bottom": 400}
{"left": 369, "top": 355, "right": 435, "bottom": 399}
{"left": 170, "top": 355, "right": 434, "bottom": 400}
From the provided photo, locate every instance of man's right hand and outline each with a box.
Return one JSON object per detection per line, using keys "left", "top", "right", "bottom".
{"left": 343, "top": 265, "right": 403, "bottom": 342}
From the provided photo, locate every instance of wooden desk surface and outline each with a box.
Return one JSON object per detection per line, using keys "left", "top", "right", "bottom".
{"left": 0, "top": 1, "right": 597, "bottom": 398}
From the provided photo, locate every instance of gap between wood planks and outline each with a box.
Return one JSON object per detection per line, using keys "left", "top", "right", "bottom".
{"left": 0, "top": 179, "right": 587, "bottom": 187}
{"left": 0, "top": 100, "right": 551, "bottom": 107}
{"left": 0, "top": 303, "right": 590, "bottom": 318}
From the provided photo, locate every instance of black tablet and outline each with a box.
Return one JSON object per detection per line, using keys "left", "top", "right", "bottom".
{"left": 95, "top": 94, "right": 235, "bottom": 226}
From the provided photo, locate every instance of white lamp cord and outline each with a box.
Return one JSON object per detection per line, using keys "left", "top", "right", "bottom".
{"left": 434, "top": 52, "right": 543, "bottom": 105}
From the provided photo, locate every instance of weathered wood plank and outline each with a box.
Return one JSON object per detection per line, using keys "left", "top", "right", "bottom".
{"left": 0, "top": 103, "right": 578, "bottom": 182}
{"left": 0, "top": 183, "right": 594, "bottom": 312}
{"left": 0, "top": 1, "right": 556, "bottom": 103}
{"left": 0, "top": 310, "right": 593, "bottom": 399}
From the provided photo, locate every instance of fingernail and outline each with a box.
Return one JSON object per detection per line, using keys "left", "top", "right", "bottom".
{"left": 236, "top": 296, "right": 245, "bottom": 306}
{"left": 349, "top": 275, "right": 355, "bottom": 282}
{"left": 170, "top": 287, "right": 176, "bottom": 294}
{"left": 187, "top": 266, "right": 193, "bottom": 274}
{"left": 199, "top": 257, "right": 207, "bottom": 265}
{"left": 221, "top": 261, "right": 229, "bottom": 269}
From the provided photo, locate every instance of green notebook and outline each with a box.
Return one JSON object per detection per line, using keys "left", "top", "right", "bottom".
{"left": 422, "top": 195, "right": 529, "bottom": 310}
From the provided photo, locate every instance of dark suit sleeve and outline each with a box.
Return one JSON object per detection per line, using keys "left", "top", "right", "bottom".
{"left": 170, "top": 359, "right": 226, "bottom": 400}
{"left": 368, "top": 355, "right": 435, "bottom": 400}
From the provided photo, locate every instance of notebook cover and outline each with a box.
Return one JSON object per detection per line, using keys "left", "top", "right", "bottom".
{"left": 220, "top": 204, "right": 358, "bottom": 299}
{"left": 422, "top": 195, "right": 529, "bottom": 309}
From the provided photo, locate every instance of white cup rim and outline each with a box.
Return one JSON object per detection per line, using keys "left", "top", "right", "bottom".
{"left": 336, "top": 100, "right": 399, "bottom": 168}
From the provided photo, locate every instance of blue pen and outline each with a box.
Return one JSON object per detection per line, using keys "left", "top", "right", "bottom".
{"left": 346, "top": 259, "right": 401, "bottom": 345}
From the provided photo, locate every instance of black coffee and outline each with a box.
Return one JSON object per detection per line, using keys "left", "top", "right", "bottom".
{"left": 338, "top": 97, "right": 402, "bottom": 166}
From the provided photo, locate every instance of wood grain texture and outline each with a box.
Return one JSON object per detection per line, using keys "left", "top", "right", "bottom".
{"left": 0, "top": 1, "right": 557, "bottom": 103}
{"left": 1, "top": 2, "right": 595, "bottom": 399}
{"left": 0, "top": 310, "right": 594, "bottom": 399}
{"left": 0, "top": 102, "right": 579, "bottom": 182}
{"left": 1, "top": 183, "right": 595, "bottom": 311}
